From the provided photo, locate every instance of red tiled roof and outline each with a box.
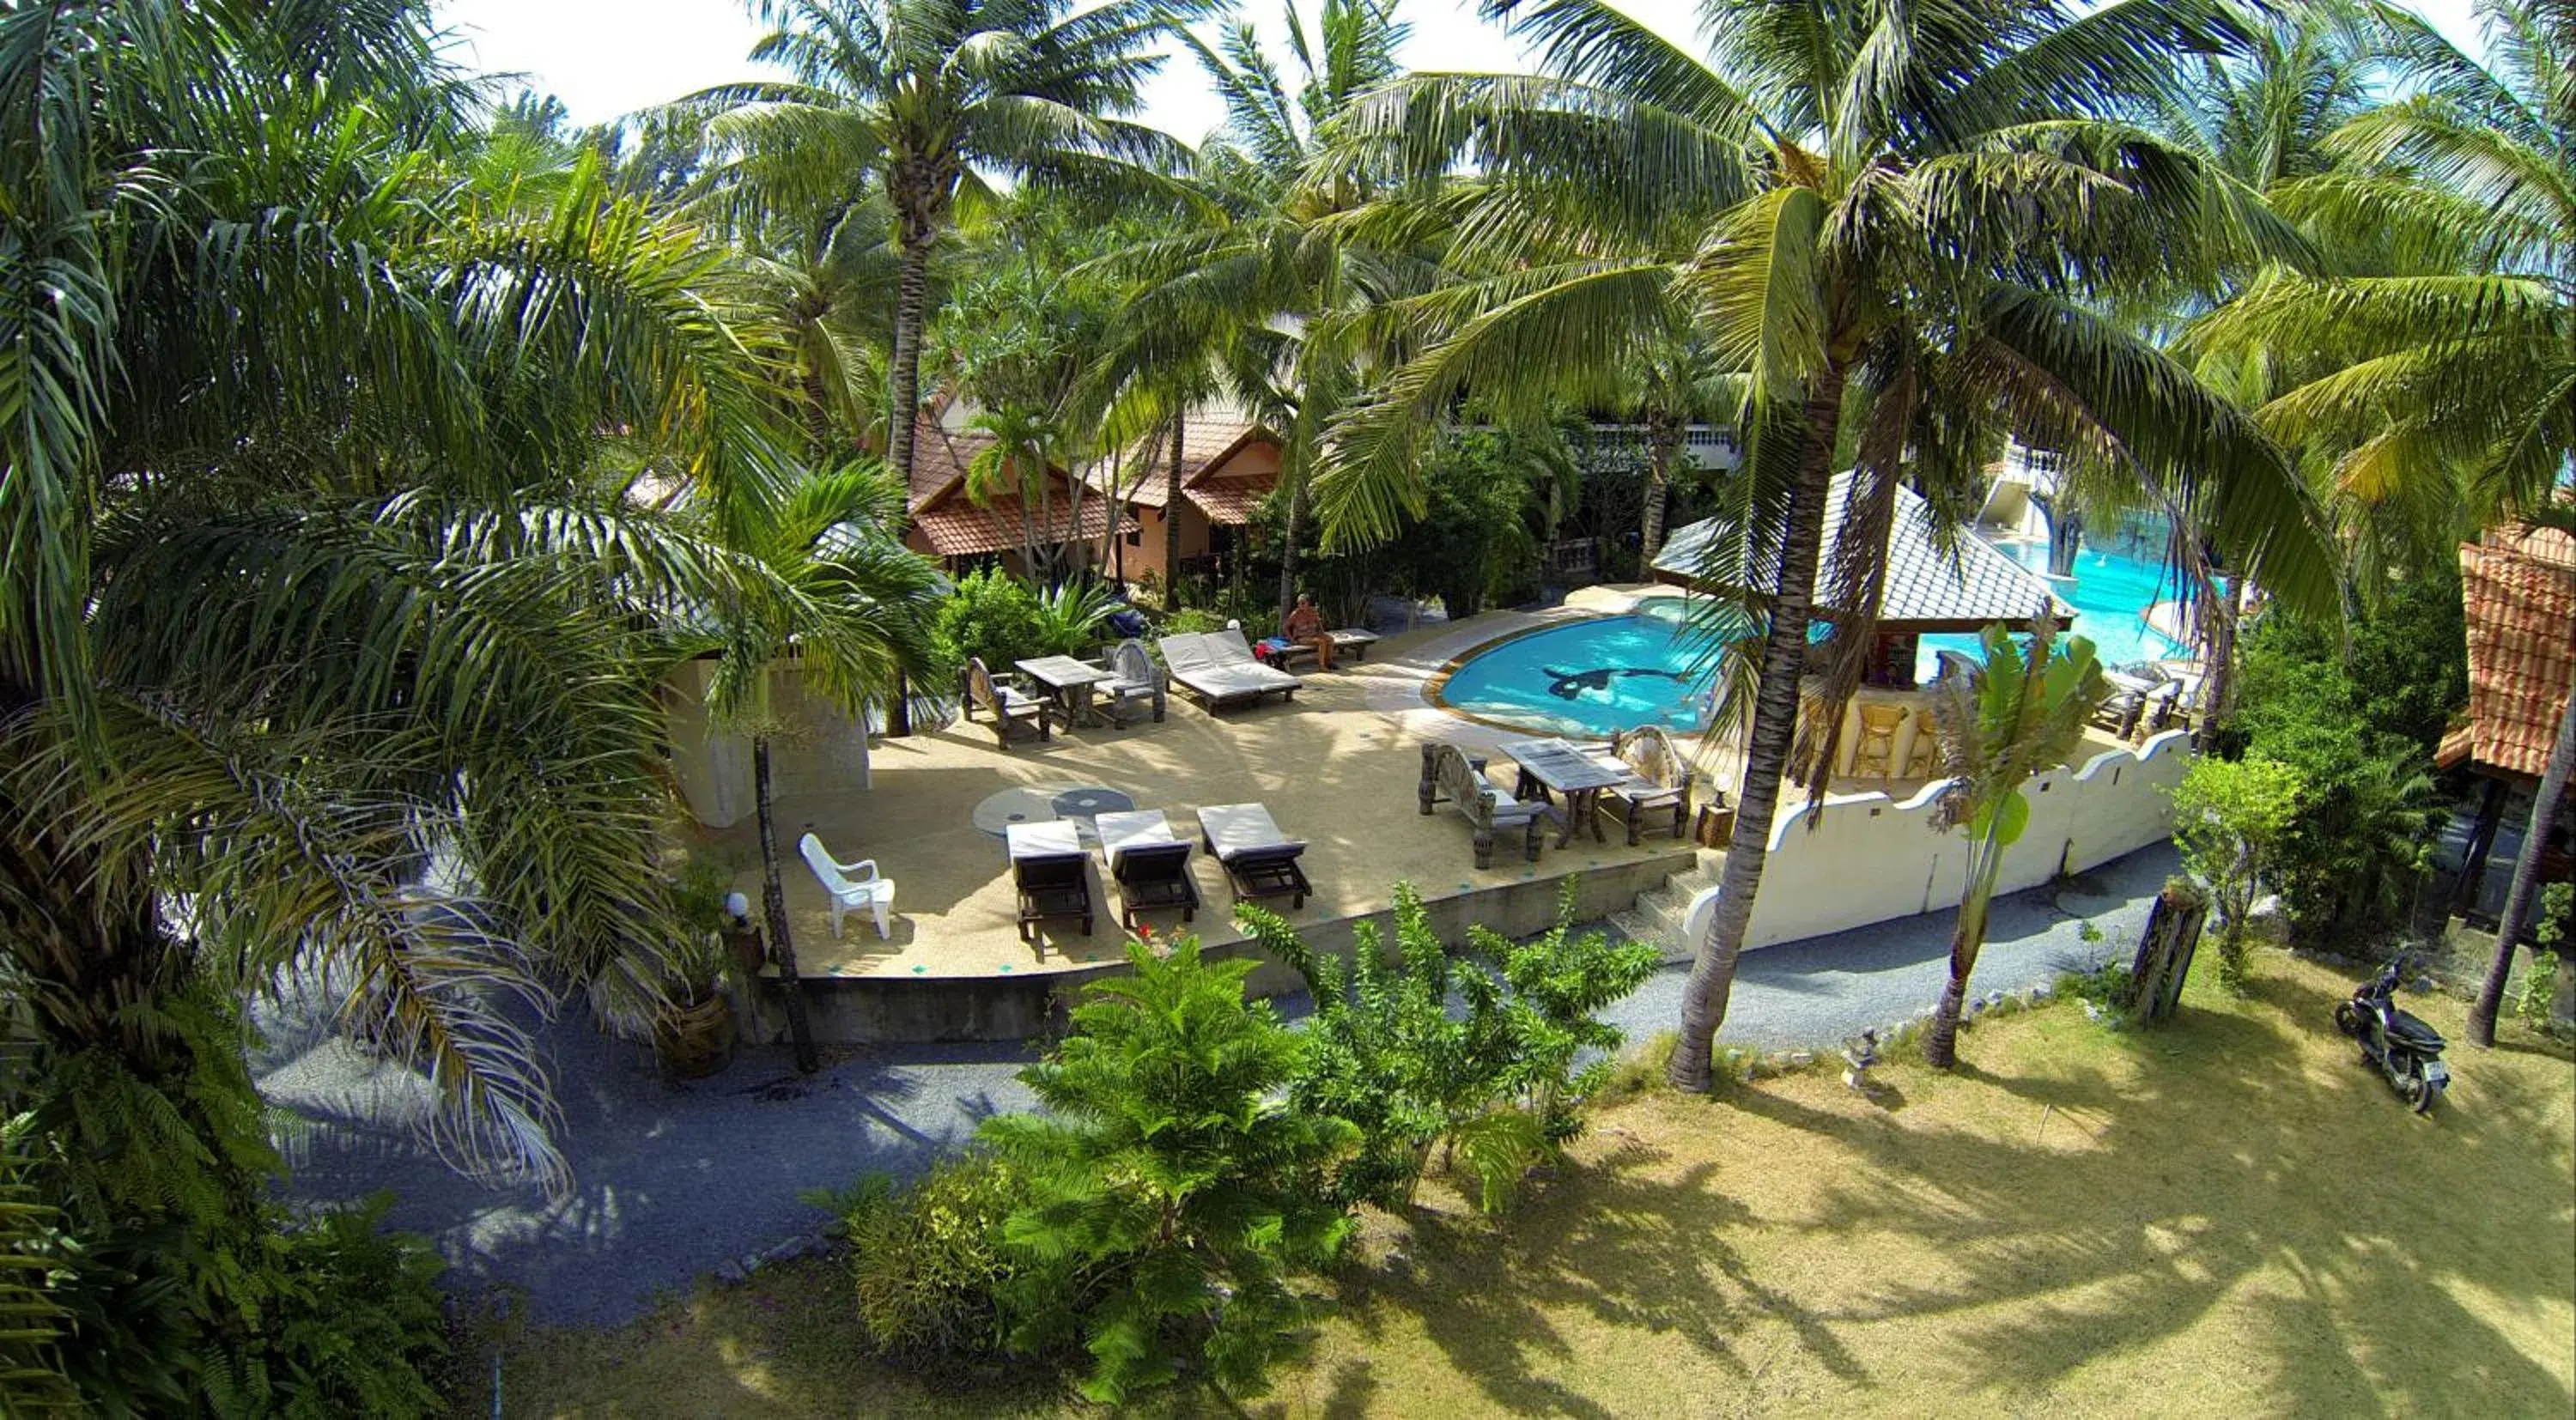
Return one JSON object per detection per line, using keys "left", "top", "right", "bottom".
{"left": 1086, "top": 419, "right": 1273, "bottom": 508}
{"left": 906, "top": 418, "right": 993, "bottom": 510}
{"left": 2451, "top": 538, "right": 2576, "bottom": 780}
{"left": 912, "top": 495, "right": 1133, "bottom": 557}
{"left": 1183, "top": 477, "right": 1273, "bottom": 525}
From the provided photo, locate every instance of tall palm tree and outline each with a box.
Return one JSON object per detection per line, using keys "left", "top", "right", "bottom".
{"left": 2182, "top": 0, "right": 2573, "bottom": 1046}
{"left": 1108, "top": 0, "right": 1431, "bottom": 623}
{"left": 0, "top": 1, "right": 841, "bottom": 1387}
{"left": 696, "top": 0, "right": 1206, "bottom": 493}
{"left": 1312, "top": 0, "right": 2342, "bottom": 1089}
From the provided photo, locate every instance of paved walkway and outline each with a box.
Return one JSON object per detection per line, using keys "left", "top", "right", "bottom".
{"left": 264, "top": 843, "right": 2174, "bottom": 1326}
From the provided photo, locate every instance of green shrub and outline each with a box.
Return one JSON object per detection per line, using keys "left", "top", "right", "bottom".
{"left": 933, "top": 567, "right": 1048, "bottom": 675}
{"left": 1238, "top": 879, "right": 1654, "bottom": 1213}
{"left": 1160, "top": 607, "right": 1225, "bottom": 637}
{"left": 2226, "top": 580, "right": 2460, "bottom": 941}
{"left": 2170, "top": 756, "right": 2305, "bottom": 992}
{"left": 200, "top": 1197, "right": 450, "bottom": 1420}
{"left": 2511, "top": 883, "right": 2573, "bottom": 1038}
{"left": 980, "top": 937, "right": 1357, "bottom": 1405}
{"left": 817, "top": 1154, "right": 1031, "bottom": 1362}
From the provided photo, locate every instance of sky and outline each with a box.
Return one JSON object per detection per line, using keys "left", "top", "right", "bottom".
{"left": 434, "top": 0, "right": 2490, "bottom": 147}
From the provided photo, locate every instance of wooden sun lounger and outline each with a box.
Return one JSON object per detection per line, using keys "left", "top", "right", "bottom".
{"left": 1195, "top": 802, "right": 1310, "bottom": 910}
{"left": 1096, "top": 809, "right": 1198, "bottom": 930}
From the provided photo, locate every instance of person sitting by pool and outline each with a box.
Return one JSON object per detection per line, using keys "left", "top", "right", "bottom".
{"left": 1283, "top": 593, "right": 1335, "bottom": 671}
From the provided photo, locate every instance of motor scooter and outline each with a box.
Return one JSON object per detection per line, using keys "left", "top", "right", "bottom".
{"left": 2333, "top": 957, "right": 2451, "bottom": 1114}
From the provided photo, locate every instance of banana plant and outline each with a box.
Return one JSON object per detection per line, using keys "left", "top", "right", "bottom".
{"left": 1919, "top": 620, "right": 2111, "bottom": 1069}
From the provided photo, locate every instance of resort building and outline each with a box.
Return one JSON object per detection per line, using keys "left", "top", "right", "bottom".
{"left": 1087, "top": 416, "right": 1285, "bottom": 587}
{"left": 902, "top": 416, "right": 1133, "bottom": 576}
{"left": 2440, "top": 520, "right": 2576, "bottom": 924}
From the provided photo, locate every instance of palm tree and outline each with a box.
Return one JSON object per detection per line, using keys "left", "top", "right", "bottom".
{"left": 1917, "top": 622, "right": 2111, "bottom": 1067}
{"left": 1108, "top": 0, "right": 1431, "bottom": 624}
{"left": 0, "top": 0, "right": 836, "bottom": 1384}
{"left": 698, "top": 464, "right": 946, "bottom": 1072}
{"left": 696, "top": 0, "right": 1205, "bottom": 492}
{"left": 1312, "top": 0, "right": 2343, "bottom": 1089}
{"left": 2179, "top": 0, "right": 2573, "bottom": 1047}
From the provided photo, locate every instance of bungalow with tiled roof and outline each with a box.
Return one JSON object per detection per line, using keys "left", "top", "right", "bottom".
{"left": 902, "top": 416, "right": 1133, "bottom": 576}
{"left": 2437, "top": 523, "right": 2574, "bottom": 921}
{"left": 1085, "top": 417, "right": 1283, "bottom": 586}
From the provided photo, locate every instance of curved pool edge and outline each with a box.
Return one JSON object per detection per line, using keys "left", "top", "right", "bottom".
{"left": 1425, "top": 609, "right": 1706, "bottom": 742}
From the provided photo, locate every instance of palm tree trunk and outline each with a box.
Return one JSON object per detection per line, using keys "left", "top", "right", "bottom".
{"left": 2467, "top": 665, "right": 2576, "bottom": 1047}
{"left": 753, "top": 735, "right": 819, "bottom": 1074}
{"left": 1164, "top": 413, "right": 1186, "bottom": 607}
{"left": 1923, "top": 854, "right": 1999, "bottom": 1069}
{"left": 883, "top": 225, "right": 933, "bottom": 739}
{"left": 1277, "top": 468, "right": 1309, "bottom": 629}
{"left": 1668, "top": 365, "right": 1845, "bottom": 1091}
{"left": 1642, "top": 404, "right": 1680, "bottom": 558}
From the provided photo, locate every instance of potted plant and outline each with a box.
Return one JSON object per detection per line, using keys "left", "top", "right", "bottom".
{"left": 653, "top": 854, "right": 742, "bottom": 1080}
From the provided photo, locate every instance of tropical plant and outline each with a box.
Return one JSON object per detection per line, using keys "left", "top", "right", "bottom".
{"left": 1030, "top": 579, "right": 1123, "bottom": 654}
{"left": 933, "top": 566, "right": 1052, "bottom": 671}
{"left": 696, "top": 0, "right": 1206, "bottom": 489}
{"left": 1105, "top": 0, "right": 1435, "bottom": 625}
{"left": 695, "top": 461, "right": 946, "bottom": 1071}
{"left": 2508, "top": 883, "right": 2572, "bottom": 1037}
{"left": 0, "top": 2, "right": 845, "bottom": 1399}
{"left": 1311, "top": 0, "right": 2342, "bottom": 1089}
{"left": 2170, "top": 756, "right": 2310, "bottom": 990}
{"left": 1240, "top": 880, "right": 1654, "bottom": 1212}
{"left": 816, "top": 1151, "right": 1035, "bottom": 1362}
{"left": 978, "top": 937, "right": 1358, "bottom": 1404}
{"left": 2188, "top": 0, "right": 2573, "bottom": 565}
{"left": 1917, "top": 623, "right": 2111, "bottom": 1068}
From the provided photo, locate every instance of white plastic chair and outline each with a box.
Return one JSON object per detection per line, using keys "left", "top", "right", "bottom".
{"left": 797, "top": 833, "right": 895, "bottom": 940}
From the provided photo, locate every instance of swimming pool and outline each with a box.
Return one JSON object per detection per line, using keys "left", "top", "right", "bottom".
{"left": 1917, "top": 541, "right": 2186, "bottom": 676}
{"left": 1434, "top": 541, "right": 2188, "bottom": 737}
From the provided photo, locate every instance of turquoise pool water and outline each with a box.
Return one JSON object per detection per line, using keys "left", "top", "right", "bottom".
{"left": 1916, "top": 541, "right": 2186, "bottom": 677}
{"left": 1437, "top": 541, "right": 2186, "bottom": 737}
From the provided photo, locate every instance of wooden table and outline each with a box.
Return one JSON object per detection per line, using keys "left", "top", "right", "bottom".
{"left": 1500, "top": 737, "right": 1627, "bottom": 847}
{"left": 1016, "top": 655, "right": 1119, "bottom": 727}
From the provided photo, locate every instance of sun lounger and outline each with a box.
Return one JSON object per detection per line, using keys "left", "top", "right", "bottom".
{"left": 1005, "top": 821, "right": 1092, "bottom": 942}
{"left": 1267, "top": 627, "right": 1382, "bottom": 671}
{"left": 1095, "top": 809, "right": 1198, "bottom": 929}
{"left": 1157, "top": 631, "right": 1302, "bottom": 711}
{"left": 1195, "top": 802, "right": 1311, "bottom": 909}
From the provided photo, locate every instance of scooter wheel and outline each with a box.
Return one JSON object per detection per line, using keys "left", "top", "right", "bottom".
{"left": 2410, "top": 1076, "right": 2439, "bottom": 1116}
{"left": 2332, "top": 1003, "right": 2362, "bottom": 1038}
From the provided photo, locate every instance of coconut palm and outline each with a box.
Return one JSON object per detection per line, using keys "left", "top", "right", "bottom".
{"left": 2190, "top": 0, "right": 2571, "bottom": 545}
{"left": 1103, "top": 0, "right": 1434, "bottom": 622}
{"left": 1918, "top": 622, "right": 2111, "bottom": 1067}
{"left": 1313, "top": 0, "right": 2343, "bottom": 1089}
{"left": 0, "top": 1, "right": 838, "bottom": 1388}
{"left": 694, "top": 0, "right": 1206, "bottom": 493}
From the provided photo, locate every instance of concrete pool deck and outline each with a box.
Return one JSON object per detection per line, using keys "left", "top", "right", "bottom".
{"left": 711, "top": 609, "right": 1704, "bottom": 994}
{"left": 707, "top": 595, "right": 2146, "bottom": 1038}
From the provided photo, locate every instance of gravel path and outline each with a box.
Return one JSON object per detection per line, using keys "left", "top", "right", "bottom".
{"left": 264, "top": 842, "right": 2173, "bottom": 1326}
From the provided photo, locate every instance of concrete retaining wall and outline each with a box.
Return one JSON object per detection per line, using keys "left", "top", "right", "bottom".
{"left": 1734, "top": 729, "right": 2193, "bottom": 950}
{"left": 755, "top": 847, "right": 1697, "bottom": 1045}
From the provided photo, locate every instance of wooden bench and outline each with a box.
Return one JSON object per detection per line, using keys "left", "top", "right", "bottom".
{"left": 1587, "top": 725, "right": 1698, "bottom": 846}
{"left": 1418, "top": 743, "right": 1550, "bottom": 869}
{"left": 960, "top": 658, "right": 1055, "bottom": 748}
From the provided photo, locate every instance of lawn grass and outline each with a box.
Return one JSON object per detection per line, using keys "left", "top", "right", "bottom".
{"left": 477, "top": 951, "right": 2573, "bottom": 1417}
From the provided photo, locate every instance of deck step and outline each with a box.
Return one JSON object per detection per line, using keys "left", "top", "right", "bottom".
{"left": 1612, "top": 858, "right": 1723, "bottom": 963}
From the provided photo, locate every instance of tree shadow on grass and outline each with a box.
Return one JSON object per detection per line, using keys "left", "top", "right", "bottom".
{"left": 1725, "top": 965, "right": 2573, "bottom": 1417}
{"left": 1316, "top": 1136, "right": 1867, "bottom": 1417}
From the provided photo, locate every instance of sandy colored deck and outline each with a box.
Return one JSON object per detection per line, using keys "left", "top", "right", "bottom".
{"left": 701, "top": 601, "right": 2148, "bottom": 981}
{"left": 706, "top": 615, "right": 1707, "bottom": 980}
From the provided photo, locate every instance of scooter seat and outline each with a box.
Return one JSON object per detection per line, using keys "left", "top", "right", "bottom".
{"left": 2387, "top": 1010, "right": 2445, "bottom": 1052}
